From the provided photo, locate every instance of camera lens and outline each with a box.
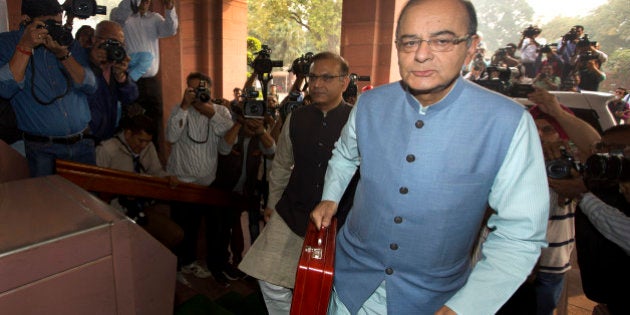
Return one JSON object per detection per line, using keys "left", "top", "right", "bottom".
{"left": 546, "top": 159, "right": 574, "bottom": 179}
{"left": 584, "top": 155, "right": 630, "bottom": 182}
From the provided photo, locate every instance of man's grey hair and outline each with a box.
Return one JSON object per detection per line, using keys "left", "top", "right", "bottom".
{"left": 395, "top": 0, "right": 478, "bottom": 45}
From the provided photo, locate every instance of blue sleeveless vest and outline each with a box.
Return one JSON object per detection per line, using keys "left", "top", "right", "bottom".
{"left": 334, "top": 78, "right": 526, "bottom": 314}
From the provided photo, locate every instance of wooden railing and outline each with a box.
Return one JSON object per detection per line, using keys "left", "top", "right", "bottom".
{"left": 55, "top": 159, "right": 232, "bottom": 207}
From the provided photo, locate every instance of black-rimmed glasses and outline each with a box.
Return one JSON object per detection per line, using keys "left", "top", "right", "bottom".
{"left": 396, "top": 34, "right": 472, "bottom": 53}
{"left": 306, "top": 74, "right": 347, "bottom": 83}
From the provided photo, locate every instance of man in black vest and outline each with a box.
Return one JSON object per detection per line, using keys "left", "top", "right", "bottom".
{"left": 238, "top": 52, "right": 352, "bottom": 314}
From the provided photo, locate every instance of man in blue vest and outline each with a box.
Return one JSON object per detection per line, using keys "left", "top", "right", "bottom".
{"left": 311, "top": 0, "right": 549, "bottom": 314}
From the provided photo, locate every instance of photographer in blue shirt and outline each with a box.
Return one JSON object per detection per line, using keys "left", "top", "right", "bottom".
{"left": 0, "top": 0, "right": 97, "bottom": 177}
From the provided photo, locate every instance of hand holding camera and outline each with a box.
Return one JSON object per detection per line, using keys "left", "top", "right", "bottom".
{"left": 17, "top": 21, "right": 45, "bottom": 51}
{"left": 112, "top": 55, "right": 131, "bottom": 83}
{"left": 181, "top": 87, "right": 198, "bottom": 110}
{"left": 245, "top": 118, "right": 265, "bottom": 136}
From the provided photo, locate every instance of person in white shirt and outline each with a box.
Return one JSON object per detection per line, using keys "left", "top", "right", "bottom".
{"left": 166, "top": 72, "right": 235, "bottom": 287}
{"left": 123, "top": 0, "right": 179, "bottom": 149}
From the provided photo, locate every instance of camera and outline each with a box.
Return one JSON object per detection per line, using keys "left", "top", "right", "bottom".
{"left": 37, "top": 20, "right": 73, "bottom": 46}
{"left": 576, "top": 34, "right": 597, "bottom": 49}
{"left": 251, "top": 45, "right": 283, "bottom": 74}
{"left": 290, "top": 52, "right": 314, "bottom": 76}
{"left": 280, "top": 91, "right": 304, "bottom": 121}
{"left": 343, "top": 73, "right": 371, "bottom": 101}
{"left": 195, "top": 80, "right": 211, "bottom": 102}
{"left": 583, "top": 154, "right": 630, "bottom": 183}
{"left": 243, "top": 100, "right": 266, "bottom": 118}
{"left": 495, "top": 48, "right": 507, "bottom": 58}
{"left": 562, "top": 27, "right": 579, "bottom": 42}
{"left": 579, "top": 52, "right": 599, "bottom": 63}
{"left": 546, "top": 146, "right": 581, "bottom": 179}
{"left": 522, "top": 25, "right": 541, "bottom": 38}
{"left": 241, "top": 87, "right": 265, "bottom": 118}
{"left": 510, "top": 84, "right": 535, "bottom": 98}
{"left": 99, "top": 39, "right": 126, "bottom": 63}
{"left": 539, "top": 44, "right": 553, "bottom": 54}
{"left": 64, "top": 0, "right": 107, "bottom": 19}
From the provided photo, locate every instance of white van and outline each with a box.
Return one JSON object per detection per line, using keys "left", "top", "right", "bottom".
{"left": 515, "top": 90, "right": 617, "bottom": 134}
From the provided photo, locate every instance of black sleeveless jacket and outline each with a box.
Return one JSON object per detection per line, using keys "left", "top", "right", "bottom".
{"left": 275, "top": 102, "right": 352, "bottom": 237}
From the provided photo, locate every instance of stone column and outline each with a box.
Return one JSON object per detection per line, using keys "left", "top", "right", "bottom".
{"left": 340, "top": 0, "right": 406, "bottom": 88}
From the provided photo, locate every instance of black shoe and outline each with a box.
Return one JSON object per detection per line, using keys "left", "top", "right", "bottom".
{"left": 222, "top": 265, "right": 247, "bottom": 280}
{"left": 212, "top": 271, "right": 231, "bottom": 288}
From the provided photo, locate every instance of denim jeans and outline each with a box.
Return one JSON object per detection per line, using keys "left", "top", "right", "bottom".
{"left": 535, "top": 271, "right": 566, "bottom": 315}
{"left": 24, "top": 138, "right": 95, "bottom": 177}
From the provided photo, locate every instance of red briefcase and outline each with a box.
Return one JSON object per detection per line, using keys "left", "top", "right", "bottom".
{"left": 290, "top": 218, "right": 337, "bottom": 315}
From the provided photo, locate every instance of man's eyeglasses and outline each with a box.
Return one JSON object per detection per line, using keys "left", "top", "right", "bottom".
{"left": 307, "top": 74, "right": 347, "bottom": 83}
{"left": 395, "top": 34, "right": 472, "bottom": 53}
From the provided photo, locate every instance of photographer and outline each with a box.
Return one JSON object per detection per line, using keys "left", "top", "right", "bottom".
{"left": 607, "top": 88, "right": 630, "bottom": 124}
{"left": 464, "top": 60, "right": 487, "bottom": 81}
{"left": 87, "top": 20, "right": 138, "bottom": 143}
{"left": 518, "top": 25, "right": 544, "bottom": 78}
{"left": 548, "top": 125, "right": 630, "bottom": 315}
{"left": 558, "top": 25, "right": 583, "bottom": 79}
{"left": 124, "top": 0, "right": 179, "bottom": 149}
{"left": 211, "top": 104, "right": 276, "bottom": 281}
{"left": 533, "top": 64, "right": 561, "bottom": 91}
{"left": 572, "top": 37, "right": 607, "bottom": 91}
{"left": 511, "top": 88, "right": 600, "bottom": 315}
{"left": 538, "top": 44, "right": 563, "bottom": 78}
{"left": 166, "top": 72, "right": 234, "bottom": 287}
{"left": 490, "top": 45, "right": 520, "bottom": 68}
{"left": 0, "top": 0, "right": 97, "bottom": 177}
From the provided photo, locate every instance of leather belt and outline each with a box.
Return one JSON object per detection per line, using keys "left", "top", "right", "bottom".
{"left": 23, "top": 128, "right": 92, "bottom": 145}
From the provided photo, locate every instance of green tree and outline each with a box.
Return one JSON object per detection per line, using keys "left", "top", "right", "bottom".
{"left": 541, "top": 0, "right": 630, "bottom": 91}
{"left": 248, "top": 0, "right": 342, "bottom": 67}
{"left": 471, "top": 0, "right": 536, "bottom": 52}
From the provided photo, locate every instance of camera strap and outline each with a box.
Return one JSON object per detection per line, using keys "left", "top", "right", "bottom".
{"left": 29, "top": 54, "right": 72, "bottom": 106}
{"left": 186, "top": 110, "right": 210, "bottom": 144}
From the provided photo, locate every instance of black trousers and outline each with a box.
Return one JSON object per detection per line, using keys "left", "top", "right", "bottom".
{"left": 170, "top": 201, "right": 231, "bottom": 273}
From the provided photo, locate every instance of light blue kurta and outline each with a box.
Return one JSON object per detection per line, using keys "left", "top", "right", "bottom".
{"left": 322, "top": 78, "right": 549, "bottom": 314}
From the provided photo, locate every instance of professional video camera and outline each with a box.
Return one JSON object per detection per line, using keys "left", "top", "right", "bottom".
{"left": 583, "top": 154, "right": 630, "bottom": 183}
{"left": 576, "top": 34, "right": 597, "bottom": 49}
{"left": 195, "top": 80, "right": 211, "bottom": 103}
{"left": 242, "top": 87, "right": 266, "bottom": 118}
{"left": 280, "top": 91, "right": 304, "bottom": 121}
{"left": 576, "top": 35, "right": 600, "bottom": 63}
{"left": 36, "top": 19, "right": 73, "bottom": 46}
{"left": 495, "top": 47, "right": 508, "bottom": 58}
{"left": 522, "top": 25, "right": 541, "bottom": 38}
{"left": 473, "top": 66, "right": 512, "bottom": 95}
{"left": 546, "top": 146, "right": 582, "bottom": 179}
{"left": 473, "top": 66, "right": 535, "bottom": 98}
{"left": 290, "top": 52, "right": 314, "bottom": 76}
{"left": 245, "top": 45, "right": 283, "bottom": 118}
{"left": 63, "top": 0, "right": 107, "bottom": 19}
{"left": 562, "top": 27, "right": 580, "bottom": 42}
{"left": 343, "top": 73, "right": 371, "bottom": 102}
{"left": 539, "top": 44, "right": 554, "bottom": 54}
{"left": 251, "top": 45, "right": 283, "bottom": 74}
{"left": 99, "top": 39, "right": 126, "bottom": 63}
